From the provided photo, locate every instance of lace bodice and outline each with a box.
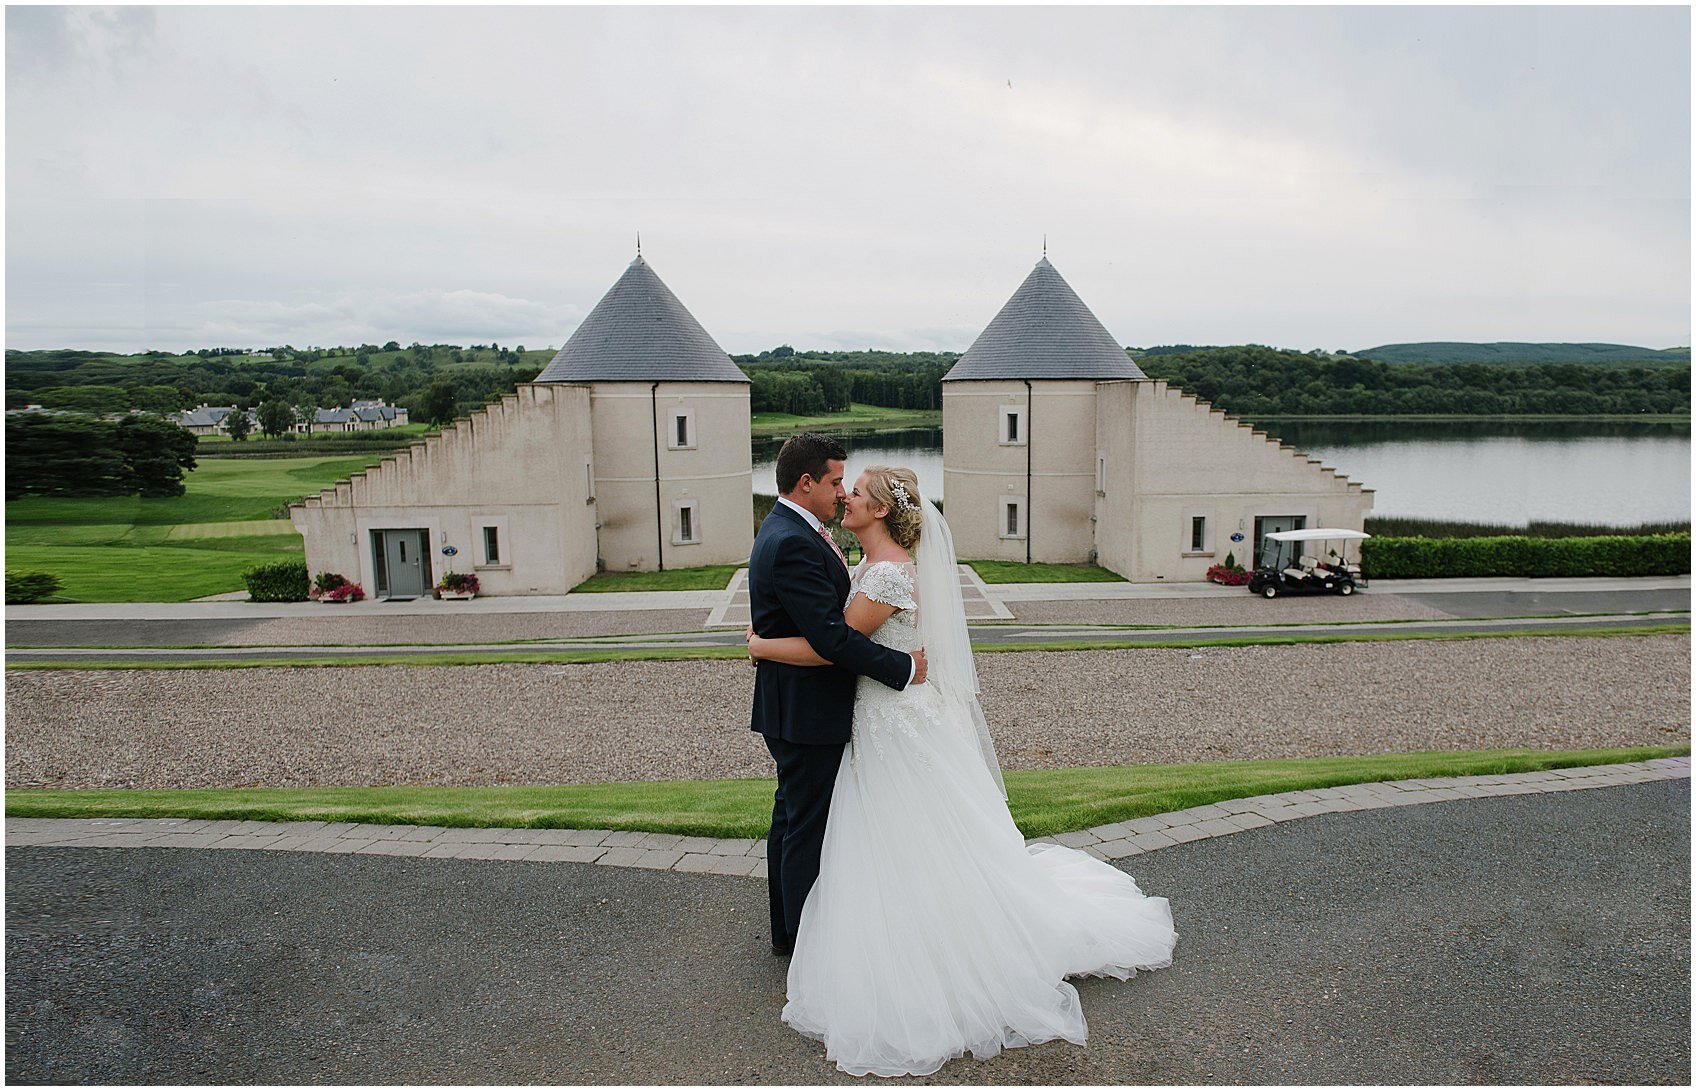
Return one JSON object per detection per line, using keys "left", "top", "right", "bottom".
{"left": 850, "top": 560, "right": 920, "bottom": 653}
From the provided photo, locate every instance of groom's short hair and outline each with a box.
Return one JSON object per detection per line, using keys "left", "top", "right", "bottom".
{"left": 776, "top": 433, "right": 847, "bottom": 494}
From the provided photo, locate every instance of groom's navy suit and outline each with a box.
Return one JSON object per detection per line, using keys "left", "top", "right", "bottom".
{"left": 749, "top": 500, "right": 913, "bottom": 946}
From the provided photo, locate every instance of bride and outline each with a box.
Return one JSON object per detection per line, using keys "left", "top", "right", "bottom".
{"left": 747, "top": 465, "right": 1177, "bottom": 1078}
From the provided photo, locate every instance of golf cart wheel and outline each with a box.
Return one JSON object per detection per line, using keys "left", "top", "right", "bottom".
{"left": 1339, "top": 581, "right": 1355, "bottom": 596}
{"left": 1261, "top": 583, "right": 1279, "bottom": 599}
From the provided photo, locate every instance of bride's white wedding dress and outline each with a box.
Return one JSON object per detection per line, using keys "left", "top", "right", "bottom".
{"left": 782, "top": 557, "right": 1178, "bottom": 1078}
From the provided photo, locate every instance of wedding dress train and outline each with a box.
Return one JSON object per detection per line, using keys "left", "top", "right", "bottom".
{"left": 782, "top": 560, "right": 1177, "bottom": 1077}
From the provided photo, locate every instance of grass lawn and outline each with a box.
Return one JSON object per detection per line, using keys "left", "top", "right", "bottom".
{"left": 966, "top": 560, "right": 1126, "bottom": 584}
{"left": 6, "top": 455, "right": 378, "bottom": 602}
{"left": 751, "top": 403, "right": 940, "bottom": 437}
{"left": 7, "top": 745, "right": 1684, "bottom": 839}
{"left": 570, "top": 564, "right": 743, "bottom": 593}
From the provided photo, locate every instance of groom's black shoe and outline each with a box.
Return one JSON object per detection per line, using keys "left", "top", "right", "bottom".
{"left": 771, "top": 937, "right": 794, "bottom": 957}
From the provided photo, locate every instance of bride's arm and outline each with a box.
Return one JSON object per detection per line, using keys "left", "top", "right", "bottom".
{"left": 747, "top": 595, "right": 898, "bottom": 666}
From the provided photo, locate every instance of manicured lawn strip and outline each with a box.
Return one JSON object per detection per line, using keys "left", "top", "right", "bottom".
{"left": 7, "top": 745, "right": 1686, "bottom": 839}
{"left": 13, "top": 611, "right": 1686, "bottom": 651}
{"left": 972, "top": 610, "right": 1692, "bottom": 631}
{"left": 750, "top": 403, "right": 940, "bottom": 437}
{"left": 974, "top": 624, "right": 1690, "bottom": 654}
{"left": 570, "top": 565, "right": 743, "bottom": 593}
{"left": 3, "top": 647, "right": 755, "bottom": 670}
{"left": 6, "top": 623, "right": 1686, "bottom": 670}
{"left": 966, "top": 560, "right": 1126, "bottom": 584}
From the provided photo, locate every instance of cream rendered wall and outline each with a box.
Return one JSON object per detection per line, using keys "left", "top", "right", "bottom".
{"left": 941, "top": 380, "right": 1099, "bottom": 563}
{"left": 1095, "top": 380, "right": 1374, "bottom": 582}
{"left": 587, "top": 381, "right": 753, "bottom": 571}
{"left": 290, "top": 383, "right": 598, "bottom": 596}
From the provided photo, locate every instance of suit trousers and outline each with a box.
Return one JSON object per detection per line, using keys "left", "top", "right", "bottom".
{"left": 764, "top": 733, "right": 847, "bottom": 945}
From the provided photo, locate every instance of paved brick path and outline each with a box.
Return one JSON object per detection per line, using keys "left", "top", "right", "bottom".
{"left": 9, "top": 756, "right": 1686, "bottom": 872}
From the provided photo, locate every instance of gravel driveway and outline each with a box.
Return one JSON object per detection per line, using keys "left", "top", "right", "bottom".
{"left": 7, "top": 635, "right": 1687, "bottom": 790}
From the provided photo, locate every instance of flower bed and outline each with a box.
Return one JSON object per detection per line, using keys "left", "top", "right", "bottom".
{"left": 309, "top": 571, "right": 365, "bottom": 603}
{"left": 436, "top": 571, "right": 480, "bottom": 596}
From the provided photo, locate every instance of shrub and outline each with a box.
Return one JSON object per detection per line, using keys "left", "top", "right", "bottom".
{"left": 1361, "top": 533, "right": 1690, "bottom": 580}
{"left": 6, "top": 570, "right": 63, "bottom": 604}
{"left": 244, "top": 560, "right": 310, "bottom": 602}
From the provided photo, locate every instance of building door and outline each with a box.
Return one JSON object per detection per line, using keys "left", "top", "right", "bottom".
{"left": 374, "top": 529, "right": 431, "bottom": 599}
{"left": 1253, "top": 515, "right": 1306, "bottom": 569}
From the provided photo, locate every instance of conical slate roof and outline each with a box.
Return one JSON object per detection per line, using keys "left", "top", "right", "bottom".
{"left": 943, "top": 258, "right": 1147, "bottom": 382}
{"left": 535, "top": 256, "right": 749, "bottom": 383}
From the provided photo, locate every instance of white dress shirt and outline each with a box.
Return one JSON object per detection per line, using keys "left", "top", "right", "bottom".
{"left": 774, "top": 495, "right": 917, "bottom": 686}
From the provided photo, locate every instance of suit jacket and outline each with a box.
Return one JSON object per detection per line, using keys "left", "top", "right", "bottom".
{"left": 748, "top": 502, "right": 913, "bottom": 746}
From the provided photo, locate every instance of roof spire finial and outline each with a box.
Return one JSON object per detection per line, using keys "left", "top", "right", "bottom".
{"left": 636, "top": 231, "right": 642, "bottom": 257}
{"left": 1042, "top": 233, "right": 1047, "bottom": 258}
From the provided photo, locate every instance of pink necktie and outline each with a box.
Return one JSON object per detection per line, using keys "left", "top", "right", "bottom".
{"left": 817, "top": 525, "right": 850, "bottom": 571}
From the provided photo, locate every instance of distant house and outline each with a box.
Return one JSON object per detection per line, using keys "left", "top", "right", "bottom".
{"left": 309, "top": 398, "right": 409, "bottom": 433}
{"left": 175, "top": 405, "right": 258, "bottom": 437}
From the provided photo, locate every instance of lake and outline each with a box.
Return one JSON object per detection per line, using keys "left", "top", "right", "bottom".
{"left": 751, "top": 420, "right": 1690, "bottom": 526}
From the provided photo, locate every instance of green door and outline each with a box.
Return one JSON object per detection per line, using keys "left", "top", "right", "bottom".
{"left": 377, "top": 529, "right": 430, "bottom": 599}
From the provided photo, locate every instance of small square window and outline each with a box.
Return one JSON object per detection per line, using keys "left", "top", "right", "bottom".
{"left": 1190, "top": 516, "right": 1206, "bottom": 552}
{"left": 483, "top": 526, "right": 501, "bottom": 565}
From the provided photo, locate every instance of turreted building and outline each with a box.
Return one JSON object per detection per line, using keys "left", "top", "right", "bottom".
{"left": 942, "top": 257, "right": 1373, "bottom": 580}
{"left": 290, "top": 256, "right": 752, "bottom": 598}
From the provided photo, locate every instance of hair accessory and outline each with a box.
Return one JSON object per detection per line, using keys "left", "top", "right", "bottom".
{"left": 888, "top": 479, "right": 918, "bottom": 512}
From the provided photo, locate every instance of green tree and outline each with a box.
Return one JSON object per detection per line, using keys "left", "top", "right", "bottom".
{"left": 4, "top": 416, "right": 128, "bottom": 498}
{"left": 257, "top": 399, "right": 295, "bottom": 438}
{"left": 224, "top": 409, "right": 253, "bottom": 441}
{"left": 114, "top": 414, "right": 198, "bottom": 497}
{"left": 420, "top": 379, "right": 459, "bottom": 425}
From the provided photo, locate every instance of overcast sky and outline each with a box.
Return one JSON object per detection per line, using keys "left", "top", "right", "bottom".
{"left": 6, "top": 4, "right": 1690, "bottom": 355}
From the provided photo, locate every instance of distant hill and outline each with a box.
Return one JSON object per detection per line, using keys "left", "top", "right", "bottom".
{"left": 1357, "top": 342, "right": 1689, "bottom": 367}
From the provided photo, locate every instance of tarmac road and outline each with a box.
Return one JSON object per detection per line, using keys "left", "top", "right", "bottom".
{"left": 6, "top": 781, "right": 1688, "bottom": 1085}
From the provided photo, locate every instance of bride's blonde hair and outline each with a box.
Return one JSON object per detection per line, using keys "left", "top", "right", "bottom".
{"left": 861, "top": 465, "right": 923, "bottom": 551}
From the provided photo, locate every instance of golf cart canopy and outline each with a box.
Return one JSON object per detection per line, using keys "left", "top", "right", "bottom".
{"left": 1264, "top": 528, "right": 1372, "bottom": 542}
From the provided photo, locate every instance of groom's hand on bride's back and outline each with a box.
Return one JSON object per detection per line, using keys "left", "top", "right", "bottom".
{"left": 910, "top": 648, "right": 927, "bottom": 685}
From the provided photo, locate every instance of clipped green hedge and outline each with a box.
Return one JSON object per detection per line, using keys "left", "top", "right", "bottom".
{"left": 243, "top": 559, "right": 310, "bottom": 602}
{"left": 1361, "top": 533, "right": 1690, "bottom": 580}
{"left": 6, "top": 570, "right": 63, "bottom": 604}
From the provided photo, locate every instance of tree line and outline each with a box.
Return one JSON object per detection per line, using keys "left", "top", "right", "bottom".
{"left": 6, "top": 342, "right": 1689, "bottom": 426}
{"left": 1133, "top": 345, "right": 1690, "bottom": 416}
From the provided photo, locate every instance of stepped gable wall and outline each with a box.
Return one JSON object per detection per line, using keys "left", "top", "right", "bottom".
{"left": 1095, "top": 380, "right": 1374, "bottom": 582}
{"left": 289, "top": 383, "right": 597, "bottom": 596}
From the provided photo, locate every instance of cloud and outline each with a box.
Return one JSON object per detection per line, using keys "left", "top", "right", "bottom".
{"left": 4, "top": 6, "right": 1688, "bottom": 352}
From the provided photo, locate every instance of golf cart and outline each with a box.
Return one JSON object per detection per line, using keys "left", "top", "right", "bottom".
{"left": 1247, "top": 528, "right": 1370, "bottom": 599}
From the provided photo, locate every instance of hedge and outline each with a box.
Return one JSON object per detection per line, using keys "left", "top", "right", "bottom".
{"left": 6, "top": 570, "right": 63, "bottom": 604}
{"left": 243, "top": 560, "right": 310, "bottom": 602}
{"left": 1361, "top": 533, "right": 1690, "bottom": 580}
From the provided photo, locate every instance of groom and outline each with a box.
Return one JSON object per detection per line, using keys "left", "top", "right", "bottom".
{"left": 749, "top": 433, "right": 926, "bottom": 956}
